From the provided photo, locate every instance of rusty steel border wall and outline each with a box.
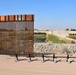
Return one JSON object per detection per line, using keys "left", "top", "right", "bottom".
{"left": 0, "top": 14, "right": 34, "bottom": 55}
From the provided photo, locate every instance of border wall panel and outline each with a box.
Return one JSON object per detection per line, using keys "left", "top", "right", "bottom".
{"left": 0, "top": 16, "right": 5, "bottom": 21}
{"left": 6, "top": 16, "right": 9, "bottom": 21}
{"left": 0, "top": 14, "right": 34, "bottom": 55}
{"left": 9, "top": 15, "right": 15, "bottom": 21}
{"left": 26, "top": 15, "right": 32, "bottom": 21}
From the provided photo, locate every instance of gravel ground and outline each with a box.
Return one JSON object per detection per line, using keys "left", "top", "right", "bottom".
{"left": 34, "top": 43, "right": 76, "bottom": 55}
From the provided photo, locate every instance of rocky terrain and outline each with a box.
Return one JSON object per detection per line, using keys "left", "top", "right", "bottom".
{"left": 34, "top": 43, "right": 76, "bottom": 55}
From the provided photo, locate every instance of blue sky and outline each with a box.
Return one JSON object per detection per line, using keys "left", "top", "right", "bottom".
{"left": 0, "top": 0, "right": 76, "bottom": 30}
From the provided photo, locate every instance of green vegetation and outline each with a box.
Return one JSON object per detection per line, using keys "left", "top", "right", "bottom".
{"left": 46, "top": 34, "right": 67, "bottom": 43}
{"left": 34, "top": 32, "right": 46, "bottom": 42}
{"left": 67, "top": 35, "right": 76, "bottom": 39}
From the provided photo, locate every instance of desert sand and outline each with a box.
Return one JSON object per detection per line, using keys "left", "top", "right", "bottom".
{"left": 0, "top": 55, "right": 76, "bottom": 75}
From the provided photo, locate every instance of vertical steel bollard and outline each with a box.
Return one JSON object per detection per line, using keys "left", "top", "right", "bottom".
{"left": 15, "top": 54, "right": 18, "bottom": 61}
{"left": 53, "top": 54, "right": 55, "bottom": 62}
{"left": 28, "top": 54, "right": 31, "bottom": 62}
{"left": 42, "top": 54, "right": 44, "bottom": 63}
{"left": 66, "top": 54, "right": 69, "bottom": 62}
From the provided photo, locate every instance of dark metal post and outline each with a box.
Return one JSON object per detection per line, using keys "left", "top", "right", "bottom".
{"left": 15, "top": 54, "right": 18, "bottom": 61}
{"left": 53, "top": 54, "right": 55, "bottom": 62}
{"left": 42, "top": 54, "right": 44, "bottom": 63}
{"left": 66, "top": 54, "right": 69, "bottom": 62}
{"left": 28, "top": 54, "right": 31, "bottom": 62}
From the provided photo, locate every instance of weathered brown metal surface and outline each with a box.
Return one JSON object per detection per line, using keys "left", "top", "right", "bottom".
{"left": 6, "top": 16, "right": 9, "bottom": 21}
{"left": 0, "top": 14, "right": 34, "bottom": 55}
{"left": 9, "top": 15, "right": 15, "bottom": 21}
{"left": 26, "top": 15, "right": 33, "bottom": 21}
{"left": 0, "top": 16, "right": 5, "bottom": 21}
{"left": 0, "top": 15, "right": 34, "bottom": 22}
